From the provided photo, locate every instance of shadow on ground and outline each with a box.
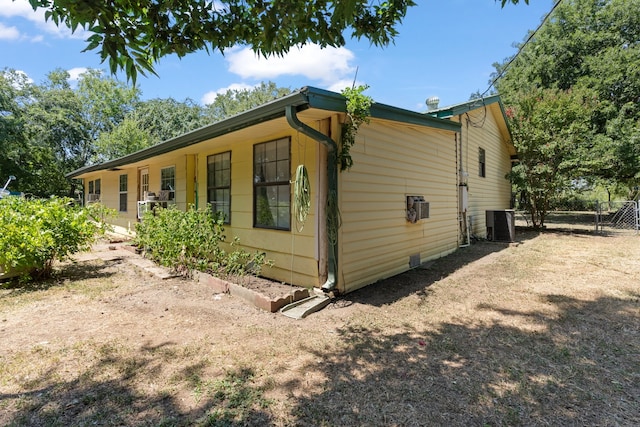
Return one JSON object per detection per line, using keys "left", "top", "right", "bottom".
{"left": 290, "top": 293, "right": 640, "bottom": 426}
{"left": 341, "top": 230, "right": 539, "bottom": 308}
{"left": 0, "top": 340, "right": 273, "bottom": 427}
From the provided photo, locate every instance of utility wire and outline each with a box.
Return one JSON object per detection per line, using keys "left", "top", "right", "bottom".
{"left": 482, "top": 0, "right": 564, "bottom": 97}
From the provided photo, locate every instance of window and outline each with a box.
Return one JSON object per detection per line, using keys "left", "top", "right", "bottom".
{"left": 87, "top": 178, "right": 101, "bottom": 203}
{"left": 253, "top": 138, "right": 290, "bottom": 230}
{"left": 119, "top": 174, "right": 128, "bottom": 212}
{"left": 207, "top": 151, "right": 231, "bottom": 223}
{"left": 160, "top": 166, "right": 175, "bottom": 200}
{"left": 479, "top": 147, "right": 486, "bottom": 178}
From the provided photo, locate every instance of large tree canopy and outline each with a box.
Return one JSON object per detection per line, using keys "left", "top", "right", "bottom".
{"left": 1, "top": 67, "right": 293, "bottom": 195}
{"left": 27, "top": 0, "right": 526, "bottom": 82}
{"left": 494, "top": 0, "right": 640, "bottom": 225}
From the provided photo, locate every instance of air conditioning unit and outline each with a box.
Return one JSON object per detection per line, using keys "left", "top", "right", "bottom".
{"left": 87, "top": 193, "right": 100, "bottom": 203}
{"left": 486, "top": 210, "right": 515, "bottom": 242}
{"left": 407, "top": 196, "right": 429, "bottom": 223}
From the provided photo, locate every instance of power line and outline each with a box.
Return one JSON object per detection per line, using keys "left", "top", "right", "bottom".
{"left": 482, "top": 0, "right": 564, "bottom": 97}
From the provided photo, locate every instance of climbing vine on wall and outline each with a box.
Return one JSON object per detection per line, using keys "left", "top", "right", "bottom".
{"left": 339, "top": 85, "right": 372, "bottom": 171}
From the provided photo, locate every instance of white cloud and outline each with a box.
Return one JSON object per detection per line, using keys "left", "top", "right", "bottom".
{"left": 200, "top": 82, "right": 256, "bottom": 105}
{"left": 0, "top": 0, "right": 86, "bottom": 39}
{"left": 67, "top": 67, "right": 89, "bottom": 82}
{"left": 0, "top": 22, "right": 20, "bottom": 40}
{"left": 226, "top": 44, "right": 356, "bottom": 86}
{"left": 1, "top": 69, "right": 33, "bottom": 88}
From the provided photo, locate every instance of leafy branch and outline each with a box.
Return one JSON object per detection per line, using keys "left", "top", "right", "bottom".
{"left": 339, "top": 85, "right": 372, "bottom": 171}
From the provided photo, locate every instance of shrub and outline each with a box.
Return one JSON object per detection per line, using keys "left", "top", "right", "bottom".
{"left": 133, "top": 205, "right": 270, "bottom": 278}
{"left": 0, "top": 197, "right": 113, "bottom": 280}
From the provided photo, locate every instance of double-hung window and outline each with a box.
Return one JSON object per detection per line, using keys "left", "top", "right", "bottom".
{"left": 119, "top": 174, "right": 128, "bottom": 212}
{"left": 160, "top": 166, "right": 175, "bottom": 200}
{"left": 87, "top": 178, "right": 101, "bottom": 203}
{"left": 207, "top": 151, "right": 231, "bottom": 223}
{"left": 253, "top": 138, "right": 290, "bottom": 230}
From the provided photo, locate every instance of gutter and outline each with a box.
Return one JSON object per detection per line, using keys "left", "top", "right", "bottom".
{"left": 285, "top": 105, "right": 338, "bottom": 292}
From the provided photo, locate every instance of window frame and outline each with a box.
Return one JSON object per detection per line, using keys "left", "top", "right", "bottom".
{"left": 253, "top": 137, "right": 291, "bottom": 231}
{"left": 479, "top": 147, "right": 486, "bottom": 178}
{"left": 207, "top": 151, "right": 232, "bottom": 224}
{"left": 160, "top": 166, "right": 175, "bottom": 200}
{"left": 87, "top": 178, "right": 101, "bottom": 203}
{"left": 119, "top": 174, "right": 128, "bottom": 212}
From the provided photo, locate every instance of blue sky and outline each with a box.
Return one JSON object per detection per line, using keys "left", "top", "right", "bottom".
{"left": 0, "top": 0, "right": 554, "bottom": 111}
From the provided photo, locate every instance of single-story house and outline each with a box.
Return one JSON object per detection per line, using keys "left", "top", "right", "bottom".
{"left": 67, "top": 87, "right": 515, "bottom": 294}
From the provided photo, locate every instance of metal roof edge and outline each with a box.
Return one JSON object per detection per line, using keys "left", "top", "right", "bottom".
{"left": 303, "top": 86, "right": 460, "bottom": 132}
{"left": 426, "top": 94, "right": 503, "bottom": 119}
{"left": 370, "top": 103, "right": 461, "bottom": 132}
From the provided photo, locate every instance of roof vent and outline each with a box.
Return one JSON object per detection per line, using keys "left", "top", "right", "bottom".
{"left": 426, "top": 96, "right": 440, "bottom": 111}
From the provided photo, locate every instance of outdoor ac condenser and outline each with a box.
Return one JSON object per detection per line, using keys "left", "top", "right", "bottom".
{"left": 486, "top": 210, "right": 515, "bottom": 242}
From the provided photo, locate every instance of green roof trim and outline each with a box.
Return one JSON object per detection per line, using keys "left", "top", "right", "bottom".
{"left": 426, "top": 95, "right": 503, "bottom": 119}
{"left": 67, "top": 86, "right": 461, "bottom": 178}
{"left": 426, "top": 94, "right": 513, "bottom": 142}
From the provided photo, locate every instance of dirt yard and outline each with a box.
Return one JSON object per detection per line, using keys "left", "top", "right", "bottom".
{"left": 1, "top": 217, "right": 638, "bottom": 426}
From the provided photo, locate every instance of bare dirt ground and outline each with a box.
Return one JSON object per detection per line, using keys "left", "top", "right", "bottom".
{"left": 1, "top": 214, "right": 639, "bottom": 426}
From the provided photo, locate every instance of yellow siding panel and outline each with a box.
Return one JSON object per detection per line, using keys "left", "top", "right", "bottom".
{"left": 338, "top": 120, "right": 458, "bottom": 294}
{"left": 459, "top": 105, "right": 514, "bottom": 238}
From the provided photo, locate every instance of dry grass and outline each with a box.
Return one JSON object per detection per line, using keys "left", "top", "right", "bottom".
{"left": 1, "top": 215, "right": 639, "bottom": 426}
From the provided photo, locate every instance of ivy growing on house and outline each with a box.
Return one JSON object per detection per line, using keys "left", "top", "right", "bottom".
{"left": 339, "top": 85, "right": 373, "bottom": 171}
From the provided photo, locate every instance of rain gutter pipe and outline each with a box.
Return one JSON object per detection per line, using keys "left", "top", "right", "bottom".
{"left": 285, "top": 105, "right": 338, "bottom": 292}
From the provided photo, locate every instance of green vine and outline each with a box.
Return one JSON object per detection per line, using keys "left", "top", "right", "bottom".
{"left": 339, "top": 85, "right": 372, "bottom": 171}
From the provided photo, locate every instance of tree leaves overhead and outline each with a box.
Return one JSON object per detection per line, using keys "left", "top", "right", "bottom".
{"left": 27, "top": 0, "right": 417, "bottom": 83}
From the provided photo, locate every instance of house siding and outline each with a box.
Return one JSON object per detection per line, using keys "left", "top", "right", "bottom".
{"left": 79, "top": 123, "right": 325, "bottom": 289}
{"left": 338, "top": 120, "right": 459, "bottom": 294}
{"left": 193, "top": 128, "right": 322, "bottom": 288}
{"left": 456, "top": 104, "right": 513, "bottom": 238}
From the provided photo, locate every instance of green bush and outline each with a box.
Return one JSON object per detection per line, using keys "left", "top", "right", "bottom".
{"left": 0, "top": 197, "right": 113, "bottom": 280}
{"left": 133, "top": 205, "right": 270, "bottom": 278}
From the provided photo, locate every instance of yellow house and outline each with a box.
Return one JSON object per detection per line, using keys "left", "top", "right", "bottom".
{"left": 67, "top": 87, "right": 514, "bottom": 294}
{"left": 426, "top": 95, "right": 517, "bottom": 244}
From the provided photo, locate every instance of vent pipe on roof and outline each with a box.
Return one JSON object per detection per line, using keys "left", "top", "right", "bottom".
{"left": 426, "top": 96, "right": 440, "bottom": 111}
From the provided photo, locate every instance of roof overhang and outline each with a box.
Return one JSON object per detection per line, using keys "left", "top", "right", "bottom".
{"left": 427, "top": 94, "right": 515, "bottom": 153}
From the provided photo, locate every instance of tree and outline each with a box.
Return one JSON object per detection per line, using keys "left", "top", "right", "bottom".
{"left": 494, "top": 0, "right": 640, "bottom": 218}
{"left": 94, "top": 116, "right": 154, "bottom": 162}
{"left": 133, "top": 98, "right": 205, "bottom": 143}
{"left": 26, "top": 0, "right": 527, "bottom": 82}
{"left": 75, "top": 69, "right": 140, "bottom": 150}
{"left": 507, "top": 87, "right": 600, "bottom": 228}
{"left": 0, "top": 70, "right": 30, "bottom": 189}
{"left": 204, "top": 82, "right": 292, "bottom": 122}
{"left": 1, "top": 68, "right": 142, "bottom": 196}
{"left": 94, "top": 81, "right": 292, "bottom": 161}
